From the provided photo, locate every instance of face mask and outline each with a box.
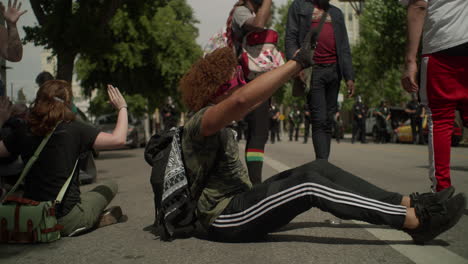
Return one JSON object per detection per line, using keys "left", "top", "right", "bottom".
{"left": 212, "top": 65, "right": 246, "bottom": 99}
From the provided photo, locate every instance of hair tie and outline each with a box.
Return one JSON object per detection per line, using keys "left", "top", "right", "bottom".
{"left": 53, "top": 96, "right": 64, "bottom": 103}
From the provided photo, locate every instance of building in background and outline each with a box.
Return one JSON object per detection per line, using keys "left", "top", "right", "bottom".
{"left": 331, "top": 0, "right": 361, "bottom": 45}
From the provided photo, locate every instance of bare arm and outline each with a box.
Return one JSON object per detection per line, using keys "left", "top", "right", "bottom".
{"left": 0, "top": 1, "right": 27, "bottom": 62}
{"left": 201, "top": 61, "right": 302, "bottom": 136}
{"left": 243, "top": 0, "right": 272, "bottom": 32}
{"left": 93, "top": 85, "right": 129, "bottom": 150}
{"left": 401, "top": 0, "right": 427, "bottom": 93}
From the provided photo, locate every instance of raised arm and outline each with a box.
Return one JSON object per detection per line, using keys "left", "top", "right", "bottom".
{"left": 201, "top": 28, "right": 317, "bottom": 136}
{"left": 0, "top": 0, "right": 27, "bottom": 62}
{"left": 401, "top": 0, "right": 427, "bottom": 93}
{"left": 93, "top": 85, "right": 128, "bottom": 150}
{"left": 243, "top": 0, "right": 272, "bottom": 32}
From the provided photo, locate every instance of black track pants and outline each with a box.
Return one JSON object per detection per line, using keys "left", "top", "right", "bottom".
{"left": 208, "top": 160, "right": 406, "bottom": 242}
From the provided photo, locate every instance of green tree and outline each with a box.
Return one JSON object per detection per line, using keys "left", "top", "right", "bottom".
{"left": 76, "top": 0, "right": 202, "bottom": 110}
{"left": 272, "top": 0, "right": 293, "bottom": 106}
{"left": 25, "top": 0, "right": 130, "bottom": 82}
{"left": 89, "top": 89, "right": 147, "bottom": 118}
{"left": 351, "top": 0, "right": 408, "bottom": 107}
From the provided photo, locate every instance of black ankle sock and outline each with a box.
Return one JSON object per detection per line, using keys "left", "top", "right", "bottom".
{"left": 247, "top": 162, "right": 263, "bottom": 185}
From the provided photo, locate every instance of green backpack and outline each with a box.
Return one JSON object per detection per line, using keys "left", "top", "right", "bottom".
{"left": 0, "top": 124, "right": 78, "bottom": 243}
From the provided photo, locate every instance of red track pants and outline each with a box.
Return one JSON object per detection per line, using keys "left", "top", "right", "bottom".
{"left": 420, "top": 53, "right": 468, "bottom": 192}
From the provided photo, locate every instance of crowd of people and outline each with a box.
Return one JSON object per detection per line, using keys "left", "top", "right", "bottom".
{"left": 0, "top": 0, "right": 466, "bottom": 246}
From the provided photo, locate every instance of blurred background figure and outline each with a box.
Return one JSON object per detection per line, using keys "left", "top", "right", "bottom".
{"left": 375, "top": 100, "right": 391, "bottom": 144}
{"left": 352, "top": 95, "right": 367, "bottom": 144}
{"left": 332, "top": 106, "right": 343, "bottom": 143}
{"left": 161, "top": 96, "right": 180, "bottom": 130}
{"left": 269, "top": 104, "right": 280, "bottom": 144}
{"left": 405, "top": 93, "right": 425, "bottom": 144}
{"left": 288, "top": 105, "right": 302, "bottom": 142}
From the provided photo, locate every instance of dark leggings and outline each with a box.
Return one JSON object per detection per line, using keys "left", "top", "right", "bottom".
{"left": 244, "top": 100, "right": 270, "bottom": 185}
{"left": 208, "top": 160, "right": 406, "bottom": 242}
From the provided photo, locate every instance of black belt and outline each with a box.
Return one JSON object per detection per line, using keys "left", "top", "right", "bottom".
{"left": 313, "top": 63, "right": 336, "bottom": 68}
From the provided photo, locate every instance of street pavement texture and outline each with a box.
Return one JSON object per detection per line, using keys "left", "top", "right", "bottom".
{"left": 1, "top": 137, "right": 468, "bottom": 264}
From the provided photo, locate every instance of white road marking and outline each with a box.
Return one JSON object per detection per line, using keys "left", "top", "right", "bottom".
{"left": 262, "top": 155, "right": 468, "bottom": 264}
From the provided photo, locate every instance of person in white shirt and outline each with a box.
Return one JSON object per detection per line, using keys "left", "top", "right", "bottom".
{"left": 401, "top": 0, "right": 468, "bottom": 192}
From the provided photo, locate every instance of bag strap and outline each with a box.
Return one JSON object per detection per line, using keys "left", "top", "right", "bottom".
{"left": 1, "top": 121, "right": 76, "bottom": 203}
{"left": 2, "top": 123, "right": 61, "bottom": 201}
{"left": 55, "top": 158, "right": 79, "bottom": 203}
{"left": 311, "top": 10, "right": 329, "bottom": 49}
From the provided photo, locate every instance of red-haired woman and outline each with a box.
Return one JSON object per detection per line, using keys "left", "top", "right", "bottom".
{"left": 177, "top": 40, "right": 465, "bottom": 243}
{"left": 0, "top": 81, "right": 128, "bottom": 236}
{"left": 226, "top": 0, "right": 273, "bottom": 185}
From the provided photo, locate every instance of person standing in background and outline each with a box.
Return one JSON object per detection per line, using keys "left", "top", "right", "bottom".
{"left": 405, "top": 93, "right": 425, "bottom": 144}
{"left": 269, "top": 104, "right": 280, "bottom": 144}
{"left": 285, "top": 0, "right": 355, "bottom": 160}
{"left": 375, "top": 101, "right": 391, "bottom": 144}
{"left": 226, "top": 0, "right": 273, "bottom": 184}
{"left": 352, "top": 95, "right": 367, "bottom": 144}
{"left": 400, "top": 0, "right": 468, "bottom": 191}
{"left": 161, "top": 97, "right": 180, "bottom": 130}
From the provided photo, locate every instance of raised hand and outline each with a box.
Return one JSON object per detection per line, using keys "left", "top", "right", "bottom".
{"left": 107, "top": 85, "right": 127, "bottom": 111}
{"left": 291, "top": 28, "right": 315, "bottom": 69}
{"left": 0, "top": 0, "right": 27, "bottom": 25}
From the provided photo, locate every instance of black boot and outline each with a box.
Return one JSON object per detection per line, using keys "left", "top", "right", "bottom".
{"left": 405, "top": 193, "right": 466, "bottom": 244}
{"left": 410, "top": 186, "right": 455, "bottom": 208}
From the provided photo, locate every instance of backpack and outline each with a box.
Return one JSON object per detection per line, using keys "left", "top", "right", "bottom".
{"left": 240, "top": 29, "right": 285, "bottom": 80}
{"left": 144, "top": 127, "right": 197, "bottom": 241}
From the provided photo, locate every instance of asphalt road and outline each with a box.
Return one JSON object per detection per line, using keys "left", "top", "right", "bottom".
{"left": 1, "top": 137, "right": 467, "bottom": 264}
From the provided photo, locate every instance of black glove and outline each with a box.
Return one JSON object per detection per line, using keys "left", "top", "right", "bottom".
{"left": 291, "top": 29, "right": 316, "bottom": 69}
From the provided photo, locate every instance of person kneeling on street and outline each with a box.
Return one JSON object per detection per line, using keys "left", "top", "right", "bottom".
{"left": 176, "top": 42, "right": 466, "bottom": 243}
{"left": 0, "top": 81, "right": 128, "bottom": 236}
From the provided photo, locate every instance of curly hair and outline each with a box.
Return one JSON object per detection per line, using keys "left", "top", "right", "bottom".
{"left": 28, "top": 80, "right": 76, "bottom": 136}
{"left": 179, "top": 47, "right": 238, "bottom": 111}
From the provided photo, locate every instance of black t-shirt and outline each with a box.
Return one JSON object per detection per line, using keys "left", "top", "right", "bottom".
{"left": 3, "top": 120, "right": 99, "bottom": 217}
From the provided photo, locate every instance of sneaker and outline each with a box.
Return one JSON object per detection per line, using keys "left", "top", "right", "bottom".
{"left": 405, "top": 193, "right": 466, "bottom": 244}
{"left": 410, "top": 186, "right": 455, "bottom": 208}
{"left": 98, "top": 206, "right": 124, "bottom": 228}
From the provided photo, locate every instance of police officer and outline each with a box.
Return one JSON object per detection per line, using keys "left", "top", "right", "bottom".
{"left": 375, "top": 100, "right": 391, "bottom": 144}
{"left": 269, "top": 104, "right": 280, "bottom": 144}
{"left": 352, "top": 95, "right": 367, "bottom": 144}
{"left": 161, "top": 96, "right": 180, "bottom": 130}
{"left": 405, "top": 93, "right": 426, "bottom": 144}
{"left": 288, "top": 105, "right": 302, "bottom": 141}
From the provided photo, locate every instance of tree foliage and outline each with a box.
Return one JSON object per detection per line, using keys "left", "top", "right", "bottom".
{"left": 88, "top": 89, "right": 147, "bottom": 118}
{"left": 272, "top": 0, "right": 296, "bottom": 106}
{"left": 76, "top": 0, "right": 202, "bottom": 110}
{"left": 351, "top": 0, "right": 408, "bottom": 107}
{"left": 24, "top": 0, "right": 126, "bottom": 82}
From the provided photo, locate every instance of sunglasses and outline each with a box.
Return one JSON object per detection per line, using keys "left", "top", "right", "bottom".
{"left": 212, "top": 65, "right": 246, "bottom": 99}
